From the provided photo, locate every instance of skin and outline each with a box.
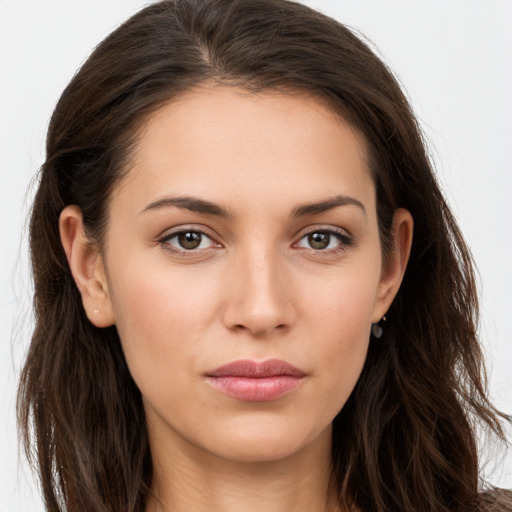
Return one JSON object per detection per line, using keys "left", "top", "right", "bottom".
{"left": 60, "top": 86, "right": 413, "bottom": 512}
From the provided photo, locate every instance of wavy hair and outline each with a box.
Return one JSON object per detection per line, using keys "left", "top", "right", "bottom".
{"left": 18, "top": 1, "right": 510, "bottom": 511}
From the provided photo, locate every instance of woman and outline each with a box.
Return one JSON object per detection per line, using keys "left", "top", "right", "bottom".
{"left": 17, "top": 0, "right": 511, "bottom": 511}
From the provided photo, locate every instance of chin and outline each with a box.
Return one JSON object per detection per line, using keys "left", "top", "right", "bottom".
{"left": 198, "top": 417, "right": 333, "bottom": 464}
{"left": 211, "top": 439, "right": 309, "bottom": 464}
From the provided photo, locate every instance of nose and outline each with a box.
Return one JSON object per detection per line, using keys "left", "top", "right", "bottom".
{"left": 222, "top": 247, "right": 296, "bottom": 337}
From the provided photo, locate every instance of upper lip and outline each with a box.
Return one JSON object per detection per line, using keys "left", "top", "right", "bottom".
{"left": 205, "top": 359, "right": 306, "bottom": 378}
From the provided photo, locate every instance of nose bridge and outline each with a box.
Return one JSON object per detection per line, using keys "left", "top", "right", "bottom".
{"left": 223, "top": 241, "right": 294, "bottom": 335}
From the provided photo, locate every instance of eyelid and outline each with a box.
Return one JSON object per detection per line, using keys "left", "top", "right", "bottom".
{"left": 295, "top": 224, "right": 352, "bottom": 239}
{"left": 157, "top": 223, "right": 222, "bottom": 241}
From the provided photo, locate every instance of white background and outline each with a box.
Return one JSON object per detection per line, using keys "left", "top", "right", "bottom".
{"left": 1, "top": 1, "right": 511, "bottom": 510}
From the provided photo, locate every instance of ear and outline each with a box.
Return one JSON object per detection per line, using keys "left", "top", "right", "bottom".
{"left": 59, "top": 205, "right": 115, "bottom": 328}
{"left": 372, "top": 208, "right": 414, "bottom": 322}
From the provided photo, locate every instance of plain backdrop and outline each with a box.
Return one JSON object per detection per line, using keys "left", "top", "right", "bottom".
{"left": 1, "top": 1, "right": 511, "bottom": 510}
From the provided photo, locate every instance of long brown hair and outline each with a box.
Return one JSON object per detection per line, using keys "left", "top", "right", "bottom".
{"left": 18, "top": 1, "right": 511, "bottom": 511}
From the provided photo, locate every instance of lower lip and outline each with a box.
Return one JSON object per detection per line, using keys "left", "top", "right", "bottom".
{"left": 206, "top": 376, "right": 304, "bottom": 401}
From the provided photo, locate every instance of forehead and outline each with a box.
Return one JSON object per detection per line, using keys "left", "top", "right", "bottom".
{"left": 113, "top": 85, "right": 375, "bottom": 217}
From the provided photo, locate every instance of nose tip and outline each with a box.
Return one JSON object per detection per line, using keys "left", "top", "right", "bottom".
{"left": 222, "top": 256, "right": 295, "bottom": 337}
{"left": 223, "top": 289, "right": 294, "bottom": 337}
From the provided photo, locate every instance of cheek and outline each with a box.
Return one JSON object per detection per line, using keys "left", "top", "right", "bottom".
{"left": 299, "top": 256, "right": 381, "bottom": 336}
{"left": 298, "top": 260, "right": 380, "bottom": 402}
{"left": 106, "top": 260, "right": 220, "bottom": 394}
{"left": 318, "top": 293, "right": 372, "bottom": 391}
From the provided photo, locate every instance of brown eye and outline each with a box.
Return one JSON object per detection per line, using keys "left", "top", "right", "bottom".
{"left": 307, "top": 232, "right": 331, "bottom": 250}
{"left": 295, "top": 229, "right": 352, "bottom": 252}
{"left": 177, "top": 231, "right": 202, "bottom": 249}
{"left": 161, "top": 230, "right": 218, "bottom": 252}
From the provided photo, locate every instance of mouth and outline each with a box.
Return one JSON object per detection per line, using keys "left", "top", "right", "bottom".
{"left": 204, "top": 359, "right": 306, "bottom": 402}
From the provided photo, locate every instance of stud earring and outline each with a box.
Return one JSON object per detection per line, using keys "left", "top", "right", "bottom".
{"left": 371, "top": 315, "right": 386, "bottom": 339}
{"left": 94, "top": 309, "right": 99, "bottom": 314}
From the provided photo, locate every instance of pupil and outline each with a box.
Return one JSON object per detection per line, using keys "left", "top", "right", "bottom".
{"left": 178, "top": 232, "right": 201, "bottom": 249}
{"left": 308, "top": 232, "right": 330, "bottom": 250}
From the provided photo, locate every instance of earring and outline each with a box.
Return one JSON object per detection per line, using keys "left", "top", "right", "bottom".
{"left": 371, "top": 315, "right": 386, "bottom": 339}
{"left": 94, "top": 309, "right": 99, "bottom": 314}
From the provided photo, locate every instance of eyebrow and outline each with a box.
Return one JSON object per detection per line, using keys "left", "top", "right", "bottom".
{"left": 291, "top": 195, "right": 366, "bottom": 217}
{"left": 139, "top": 196, "right": 232, "bottom": 218}
{"left": 139, "top": 194, "right": 366, "bottom": 218}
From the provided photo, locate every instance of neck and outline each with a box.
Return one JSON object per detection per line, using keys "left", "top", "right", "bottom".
{"left": 145, "top": 426, "right": 341, "bottom": 512}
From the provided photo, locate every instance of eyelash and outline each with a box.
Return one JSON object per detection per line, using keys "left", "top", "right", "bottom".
{"left": 158, "top": 227, "right": 353, "bottom": 255}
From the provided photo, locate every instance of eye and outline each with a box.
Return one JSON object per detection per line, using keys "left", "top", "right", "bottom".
{"left": 160, "top": 230, "right": 219, "bottom": 252}
{"left": 295, "top": 229, "right": 351, "bottom": 251}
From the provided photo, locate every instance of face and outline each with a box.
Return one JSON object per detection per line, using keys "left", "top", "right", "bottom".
{"left": 85, "top": 86, "right": 407, "bottom": 464}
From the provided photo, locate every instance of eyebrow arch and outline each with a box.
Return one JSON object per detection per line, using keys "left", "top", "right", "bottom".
{"left": 139, "top": 196, "right": 232, "bottom": 218}
{"left": 291, "top": 195, "right": 366, "bottom": 217}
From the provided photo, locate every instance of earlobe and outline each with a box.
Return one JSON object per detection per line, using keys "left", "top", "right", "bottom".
{"left": 373, "top": 208, "right": 414, "bottom": 322}
{"left": 59, "top": 206, "right": 115, "bottom": 328}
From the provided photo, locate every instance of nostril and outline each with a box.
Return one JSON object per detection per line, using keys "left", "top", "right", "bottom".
{"left": 229, "top": 321, "right": 289, "bottom": 336}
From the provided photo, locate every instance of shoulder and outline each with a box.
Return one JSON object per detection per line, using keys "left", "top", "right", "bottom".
{"left": 477, "top": 488, "right": 512, "bottom": 511}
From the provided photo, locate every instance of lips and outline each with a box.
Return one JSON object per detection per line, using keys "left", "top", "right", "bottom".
{"left": 205, "top": 359, "right": 306, "bottom": 402}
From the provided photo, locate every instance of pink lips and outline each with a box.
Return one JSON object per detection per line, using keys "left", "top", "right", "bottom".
{"left": 205, "top": 359, "right": 306, "bottom": 402}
